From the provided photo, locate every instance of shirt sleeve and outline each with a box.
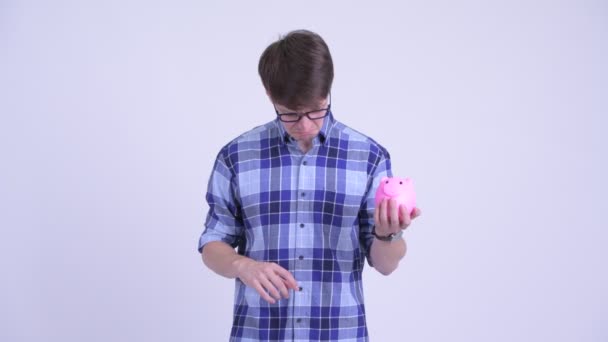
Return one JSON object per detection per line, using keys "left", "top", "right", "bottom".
{"left": 358, "top": 148, "right": 393, "bottom": 266}
{"left": 197, "top": 150, "right": 245, "bottom": 254}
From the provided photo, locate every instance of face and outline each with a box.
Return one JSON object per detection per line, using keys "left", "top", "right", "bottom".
{"left": 273, "top": 96, "right": 329, "bottom": 143}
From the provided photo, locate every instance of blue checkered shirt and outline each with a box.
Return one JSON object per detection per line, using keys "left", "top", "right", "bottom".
{"left": 198, "top": 111, "right": 392, "bottom": 341}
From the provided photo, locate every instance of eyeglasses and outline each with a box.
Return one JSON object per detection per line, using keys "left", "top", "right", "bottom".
{"left": 274, "top": 93, "right": 331, "bottom": 123}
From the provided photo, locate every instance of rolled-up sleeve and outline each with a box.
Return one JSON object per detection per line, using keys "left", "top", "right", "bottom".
{"left": 198, "top": 150, "right": 245, "bottom": 253}
{"left": 358, "top": 149, "right": 392, "bottom": 266}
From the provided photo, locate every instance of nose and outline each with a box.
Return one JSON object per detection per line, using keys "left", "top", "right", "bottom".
{"left": 296, "top": 115, "right": 315, "bottom": 127}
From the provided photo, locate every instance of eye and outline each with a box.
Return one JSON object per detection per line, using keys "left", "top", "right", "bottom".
{"left": 385, "top": 180, "right": 389, "bottom": 184}
{"left": 399, "top": 181, "right": 403, "bottom": 185}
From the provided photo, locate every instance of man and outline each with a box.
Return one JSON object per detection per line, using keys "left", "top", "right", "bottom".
{"left": 198, "top": 29, "right": 421, "bottom": 341}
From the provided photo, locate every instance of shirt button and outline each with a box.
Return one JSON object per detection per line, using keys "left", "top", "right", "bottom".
{"left": 303, "top": 161, "right": 307, "bottom": 165}
{"left": 299, "top": 286, "right": 303, "bottom": 291}
{"left": 298, "top": 255, "right": 304, "bottom": 260}
{"left": 301, "top": 192, "right": 305, "bottom": 197}
{"left": 296, "top": 318, "right": 302, "bottom": 323}
{"left": 299, "top": 223, "right": 304, "bottom": 228}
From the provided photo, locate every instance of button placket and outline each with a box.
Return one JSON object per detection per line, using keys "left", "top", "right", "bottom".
{"left": 293, "top": 152, "right": 312, "bottom": 330}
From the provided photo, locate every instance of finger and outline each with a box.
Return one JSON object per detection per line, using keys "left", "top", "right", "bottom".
{"left": 412, "top": 207, "right": 422, "bottom": 219}
{"left": 283, "top": 278, "right": 300, "bottom": 293}
{"left": 252, "top": 280, "right": 276, "bottom": 304}
{"left": 389, "top": 199, "right": 400, "bottom": 228}
{"left": 268, "top": 273, "right": 290, "bottom": 299}
{"left": 273, "top": 264, "right": 299, "bottom": 291}
{"left": 406, "top": 206, "right": 412, "bottom": 226}
{"left": 378, "top": 199, "right": 388, "bottom": 227}
{"left": 259, "top": 276, "right": 282, "bottom": 301}
{"left": 399, "top": 205, "right": 409, "bottom": 229}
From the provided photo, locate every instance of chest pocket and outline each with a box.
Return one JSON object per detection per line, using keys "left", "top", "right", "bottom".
{"left": 313, "top": 169, "right": 369, "bottom": 228}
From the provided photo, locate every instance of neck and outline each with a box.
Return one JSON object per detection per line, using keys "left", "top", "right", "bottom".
{"left": 298, "top": 140, "right": 313, "bottom": 153}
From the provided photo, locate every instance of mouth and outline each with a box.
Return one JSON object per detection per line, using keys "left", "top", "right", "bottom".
{"left": 293, "top": 131, "right": 315, "bottom": 137}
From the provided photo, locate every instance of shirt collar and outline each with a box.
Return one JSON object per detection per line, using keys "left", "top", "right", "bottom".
{"left": 274, "top": 110, "right": 335, "bottom": 145}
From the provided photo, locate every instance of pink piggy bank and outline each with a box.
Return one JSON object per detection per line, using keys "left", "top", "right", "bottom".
{"left": 375, "top": 176, "right": 417, "bottom": 216}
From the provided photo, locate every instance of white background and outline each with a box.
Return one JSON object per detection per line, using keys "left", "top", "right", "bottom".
{"left": 1, "top": 0, "right": 607, "bottom": 341}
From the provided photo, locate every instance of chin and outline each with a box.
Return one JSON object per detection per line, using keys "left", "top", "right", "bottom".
{"left": 294, "top": 132, "right": 317, "bottom": 139}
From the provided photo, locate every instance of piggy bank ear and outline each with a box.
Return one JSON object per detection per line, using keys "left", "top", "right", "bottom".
{"left": 381, "top": 177, "right": 389, "bottom": 183}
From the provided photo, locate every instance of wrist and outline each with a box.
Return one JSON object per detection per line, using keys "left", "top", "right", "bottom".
{"left": 372, "top": 226, "right": 403, "bottom": 242}
{"left": 231, "top": 256, "right": 250, "bottom": 278}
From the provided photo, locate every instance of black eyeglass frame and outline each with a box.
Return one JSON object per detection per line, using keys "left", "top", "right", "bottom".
{"left": 273, "top": 93, "right": 332, "bottom": 123}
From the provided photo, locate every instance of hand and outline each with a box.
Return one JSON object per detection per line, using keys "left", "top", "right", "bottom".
{"left": 234, "top": 258, "right": 299, "bottom": 304}
{"left": 373, "top": 198, "right": 422, "bottom": 237}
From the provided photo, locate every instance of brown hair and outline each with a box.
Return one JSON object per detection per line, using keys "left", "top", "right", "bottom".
{"left": 258, "top": 29, "right": 334, "bottom": 110}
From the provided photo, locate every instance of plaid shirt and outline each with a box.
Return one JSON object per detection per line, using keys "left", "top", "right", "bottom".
{"left": 198, "top": 111, "right": 392, "bottom": 341}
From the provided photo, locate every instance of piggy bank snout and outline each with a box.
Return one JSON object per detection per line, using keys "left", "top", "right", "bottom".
{"left": 382, "top": 185, "right": 398, "bottom": 196}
